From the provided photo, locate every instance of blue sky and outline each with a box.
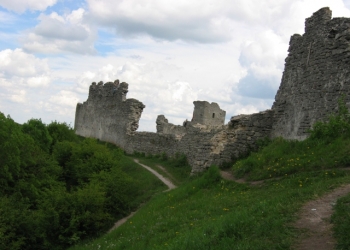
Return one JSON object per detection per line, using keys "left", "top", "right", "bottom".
{"left": 1, "top": 0, "right": 350, "bottom": 131}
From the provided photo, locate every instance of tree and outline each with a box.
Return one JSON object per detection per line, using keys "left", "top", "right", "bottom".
{"left": 22, "top": 119, "right": 52, "bottom": 153}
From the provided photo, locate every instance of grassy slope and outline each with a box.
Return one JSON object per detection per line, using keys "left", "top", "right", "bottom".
{"left": 70, "top": 152, "right": 350, "bottom": 249}
{"left": 118, "top": 156, "right": 169, "bottom": 208}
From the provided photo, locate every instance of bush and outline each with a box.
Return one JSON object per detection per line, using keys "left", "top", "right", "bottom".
{"left": 309, "top": 97, "right": 350, "bottom": 141}
{"left": 160, "top": 152, "right": 168, "bottom": 161}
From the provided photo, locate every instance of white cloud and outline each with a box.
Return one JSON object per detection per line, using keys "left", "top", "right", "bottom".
{"left": 27, "top": 76, "right": 50, "bottom": 87}
{"left": 50, "top": 90, "right": 79, "bottom": 107}
{"left": 9, "top": 89, "right": 26, "bottom": 103}
{"left": 86, "top": 0, "right": 350, "bottom": 43}
{"left": 22, "top": 9, "right": 96, "bottom": 54}
{"left": 0, "top": 48, "right": 49, "bottom": 77}
{"left": 0, "top": 0, "right": 57, "bottom": 13}
{"left": 0, "top": 49, "right": 51, "bottom": 120}
{"left": 86, "top": 0, "right": 240, "bottom": 43}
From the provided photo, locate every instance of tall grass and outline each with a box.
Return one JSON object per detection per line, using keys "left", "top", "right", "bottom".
{"left": 332, "top": 192, "right": 350, "bottom": 249}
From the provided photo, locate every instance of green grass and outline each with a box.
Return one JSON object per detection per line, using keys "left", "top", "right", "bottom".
{"left": 117, "top": 156, "right": 168, "bottom": 208}
{"left": 69, "top": 166, "right": 350, "bottom": 250}
{"left": 332, "top": 192, "right": 350, "bottom": 249}
{"left": 232, "top": 137, "right": 350, "bottom": 181}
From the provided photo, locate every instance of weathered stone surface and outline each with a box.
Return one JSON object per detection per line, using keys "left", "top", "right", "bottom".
{"left": 156, "top": 115, "right": 186, "bottom": 139}
{"left": 75, "top": 7, "right": 350, "bottom": 173}
{"left": 272, "top": 7, "right": 350, "bottom": 140}
{"left": 191, "top": 101, "right": 226, "bottom": 126}
{"left": 74, "top": 81, "right": 145, "bottom": 148}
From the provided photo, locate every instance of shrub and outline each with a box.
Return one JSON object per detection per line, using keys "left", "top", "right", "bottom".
{"left": 309, "top": 97, "right": 350, "bottom": 141}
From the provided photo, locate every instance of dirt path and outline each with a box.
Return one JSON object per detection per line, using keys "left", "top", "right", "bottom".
{"left": 133, "top": 159, "right": 176, "bottom": 190}
{"left": 156, "top": 164, "right": 176, "bottom": 183}
{"left": 293, "top": 183, "right": 350, "bottom": 250}
{"left": 220, "top": 170, "right": 264, "bottom": 185}
{"left": 108, "top": 160, "right": 176, "bottom": 233}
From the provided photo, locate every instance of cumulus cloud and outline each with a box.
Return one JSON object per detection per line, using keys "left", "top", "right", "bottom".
{"left": 0, "top": 48, "right": 51, "bottom": 119}
{"left": 86, "top": 0, "right": 239, "bottom": 43}
{"left": 22, "top": 9, "right": 96, "bottom": 54}
{"left": 50, "top": 90, "right": 79, "bottom": 107}
{"left": 0, "top": 49, "right": 51, "bottom": 86}
{"left": 236, "top": 29, "right": 287, "bottom": 99}
{"left": 0, "top": 48, "right": 49, "bottom": 77}
{"left": 85, "top": 0, "right": 350, "bottom": 43}
{"left": 0, "top": 0, "right": 57, "bottom": 13}
{"left": 9, "top": 89, "right": 26, "bottom": 103}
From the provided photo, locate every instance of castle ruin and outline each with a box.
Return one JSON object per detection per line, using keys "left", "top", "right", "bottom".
{"left": 75, "top": 7, "right": 350, "bottom": 173}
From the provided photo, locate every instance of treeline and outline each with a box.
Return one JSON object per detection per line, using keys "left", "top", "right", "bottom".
{"left": 0, "top": 113, "right": 139, "bottom": 250}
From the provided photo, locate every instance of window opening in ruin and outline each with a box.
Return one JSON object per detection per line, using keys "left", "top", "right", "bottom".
{"left": 212, "top": 113, "right": 215, "bottom": 118}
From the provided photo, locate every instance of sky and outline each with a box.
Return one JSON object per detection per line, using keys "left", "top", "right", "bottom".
{"left": 1, "top": 0, "right": 350, "bottom": 132}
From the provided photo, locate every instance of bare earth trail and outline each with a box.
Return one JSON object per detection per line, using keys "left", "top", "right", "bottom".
{"left": 293, "top": 183, "right": 350, "bottom": 250}
{"left": 220, "top": 169, "right": 350, "bottom": 249}
{"left": 108, "top": 159, "right": 176, "bottom": 232}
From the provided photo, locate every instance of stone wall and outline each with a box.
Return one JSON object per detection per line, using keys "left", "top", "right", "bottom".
{"left": 125, "top": 111, "right": 273, "bottom": 173}
{"left": 75, "top": 7, "right": 350, "bottom": 173}
{"left": 156, "top": 115, "right": 187, "bottom": 139}
{"left": 271, "top": 7, "right": 350, "bottom": 140}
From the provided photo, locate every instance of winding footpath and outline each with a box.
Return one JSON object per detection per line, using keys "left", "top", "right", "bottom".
{"left": 133, "top": 159, "right": 176, "bottom": 190}
{"left": 220, "top": 169, "right": 350, "bottom": 250}
{"left": 108, "top": 159, "right": 176, "bottom": 233}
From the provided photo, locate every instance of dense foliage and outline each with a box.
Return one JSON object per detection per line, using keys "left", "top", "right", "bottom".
{"left": 0, "top": 113, "right": 140, "bottom": 250}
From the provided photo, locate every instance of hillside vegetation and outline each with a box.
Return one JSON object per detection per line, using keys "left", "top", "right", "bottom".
{"left": 0, "top": 113, "right": 166, "bottom": 250}
{"left": 69, "top": 99, "right": 350, "bottom": 249}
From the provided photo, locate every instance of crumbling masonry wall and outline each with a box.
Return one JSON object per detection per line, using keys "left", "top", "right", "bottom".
{"left": 272, "top": 7, "right": 350, "bottom": 140}
{"left": 75, "top": 7, "right": 350, "bottom": 173}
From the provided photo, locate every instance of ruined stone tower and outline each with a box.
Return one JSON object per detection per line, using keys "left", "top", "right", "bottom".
{"left": 191, "top": 101, "right": 226, "bottom": 126}
{"left": 75, "top": 80, "right": 145, "bottom": 148}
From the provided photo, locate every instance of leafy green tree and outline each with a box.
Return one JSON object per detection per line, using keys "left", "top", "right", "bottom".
{"left": 47, "top": 121, "right": 78, "bottom": 147}
{"left": 22, "top": 118, "right": 52, "bottom": 153}
{"left": 0, "top": 113, "right": 21, "bottom": 195}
